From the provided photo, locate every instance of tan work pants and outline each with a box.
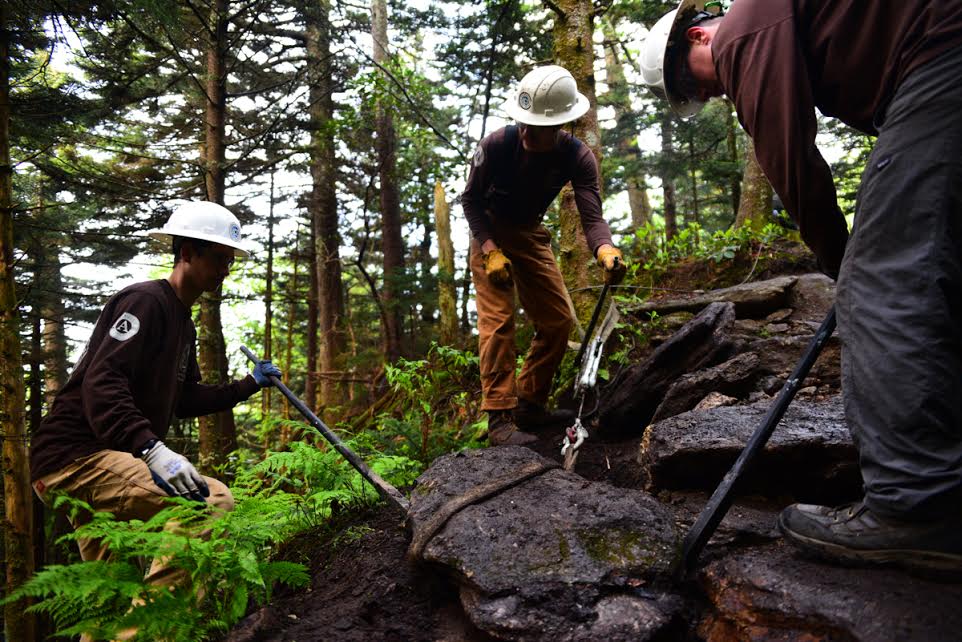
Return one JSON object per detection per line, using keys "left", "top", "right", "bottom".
{"left": 33, "top": 449, "right": 233, "bottom": 638}
{"left": 470, "top": 224, "right": 574, "bottom": 411}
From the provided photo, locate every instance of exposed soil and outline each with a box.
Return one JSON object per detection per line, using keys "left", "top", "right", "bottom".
{"left": 223, "top": 506, "right": 495, "bottom": 642}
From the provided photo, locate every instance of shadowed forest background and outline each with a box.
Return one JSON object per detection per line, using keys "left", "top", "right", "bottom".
{"left": 0, "top": 0, "right": 872, "bottom": 639}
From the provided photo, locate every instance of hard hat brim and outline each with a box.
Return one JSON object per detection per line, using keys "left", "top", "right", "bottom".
{"left": 649, "top": 0, "right": 709, "bottom": 118}
{"left": 147, "top": 230, "right": 252, "bottom": 258}
{"left": 503, "top": 91, "right": 591, "bottom": 126}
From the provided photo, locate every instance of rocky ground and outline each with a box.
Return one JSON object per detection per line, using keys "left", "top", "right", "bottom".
{"left": 225, "top": 273, "right": 962, "bottom": 642}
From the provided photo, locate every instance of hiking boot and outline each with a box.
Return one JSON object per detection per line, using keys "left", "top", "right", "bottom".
{"left": 514, "top": 398, "right": 575, "bottom": 430}
{"left": 778, "top": 500, "right": 962, "bottom": 573}
{"left": 487, "top": 410, "right": 538, "bottom": 446}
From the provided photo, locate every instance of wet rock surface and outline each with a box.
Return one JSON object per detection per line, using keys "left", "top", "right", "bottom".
{"left": 408, "top": 447, "right": 683, "bottom": 641}
{"left": 641, "top": 396, "right": 861, "bottom": 503}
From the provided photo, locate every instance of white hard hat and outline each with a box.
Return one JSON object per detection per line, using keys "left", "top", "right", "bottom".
{"left": 503, "top": 65, "right": 591, "bottom": 127}
{"left": 640, "top": 0, "right": 719, "bottom": 118}
{"left": 148, "top": 201, "right": 250, "bottom": 258}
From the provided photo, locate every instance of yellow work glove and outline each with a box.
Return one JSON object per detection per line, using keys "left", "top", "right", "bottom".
{"left": 483, "top": 248, "right": 513, "bottom": 285}
{"left": 597, "top": 245, "right": 627, "bottom": 285}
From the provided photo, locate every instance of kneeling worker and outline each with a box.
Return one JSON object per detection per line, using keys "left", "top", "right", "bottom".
{"left": 29, "top": 201, "right": 282, "bottom": 623}
{"left": 462, "top": 65, "right": 627, "bottom": 446}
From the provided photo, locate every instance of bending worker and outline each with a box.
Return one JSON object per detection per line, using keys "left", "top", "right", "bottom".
{"left": 30, "top": 201, "right": 281, "bottom": 617}
{"left": 642, "top": 0, "right": 962, "bottom": 572}
{"left": 462, "top": 65, "right": 626, "bottom": 446}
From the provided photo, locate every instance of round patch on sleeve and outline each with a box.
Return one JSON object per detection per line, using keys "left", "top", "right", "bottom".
{"left": 473, "top": 145, "right": 485, "bottom": 167}
{"left": 108, "top": 312, "right": 141, "bottom": 341}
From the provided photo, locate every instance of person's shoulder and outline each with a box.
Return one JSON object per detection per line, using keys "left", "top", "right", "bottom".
{"left": 109, "top": 280, "right": 170, "bottom": 314}
{"left": 715, "top": 0, "right": 795, "bottom": 50}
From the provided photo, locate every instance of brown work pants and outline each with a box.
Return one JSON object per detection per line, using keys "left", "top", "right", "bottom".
{"left": 33, "top": 450, "right": 233, "bottom": 641}
{"left": 470, "top": 224, "right": 574, "bottom": 411}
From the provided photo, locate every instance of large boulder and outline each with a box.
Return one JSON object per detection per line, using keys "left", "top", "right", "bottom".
{"left": 640, "top": 396, "right": 861, "bottom": 503}
{"left": 699, "top": 542, "right": 962, "bottom": 641}
{"left": 407, "top": 446, "right": 683, "bottom": 641}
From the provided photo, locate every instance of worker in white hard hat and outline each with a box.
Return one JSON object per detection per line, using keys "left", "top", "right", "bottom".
{"left": 462, "top": 64, "right": 627, "bottom": 447}
{"left": 30, "top": 201, "right": 281, "bottom": 639}
{"left": 641, "top": 0, "right": 962, "bottom": 574}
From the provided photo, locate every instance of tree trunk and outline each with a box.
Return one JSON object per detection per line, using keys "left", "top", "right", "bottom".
{"left": 197, "top": 0, "right": 236, "bottom": 472}
{"left": 307, "top": 0, "right": 345, "bottom": 412}
{"left": 0, "top": 13, "right": 35, "bottom": 638}
{"left": 725, "top": 100, "right": 741, "bottom": 221}
{"left": 282, "top": 226, "right": 300, "bottom": 434}
{"left": 660, "top": 111, "right": 678, "bottom": 242}
{"left": 553, "top": 0, "right": 601, "bottom": 321}
{"left": 602, "top": 19, "right": 650, "bottom": 228}
{"left": 372, "top": 0, "right": 404, "bottom": 363}
{"left": 41, "top": 251, "right": 67, "bottom": 407}
{"left": 434, "top": 181, "right": 458, "bottom": 346}
{"left": 687, "top": 132, "right": 700, "bottom": 228}
{"left": 734, "top": 138, "right": 773, "bottom": 231}
{"left": 305, "top": 213, "right": 319, "bottom": 411}
{"left": 262, "top": 171, "right": 275, "bottom": 439}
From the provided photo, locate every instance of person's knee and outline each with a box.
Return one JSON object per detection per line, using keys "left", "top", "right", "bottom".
{"left": 203, "top": 477, "right": 234, "bottom": 513}
{"left": 538, "top": 308, "right": 573, "bottom": 339}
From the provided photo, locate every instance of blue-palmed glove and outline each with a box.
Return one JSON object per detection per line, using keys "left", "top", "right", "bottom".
{"left": 140, "top": 440, "right": 210, "bottom": 503}
{"left": 252, "top": 359, "right": 282, "bottom": 387}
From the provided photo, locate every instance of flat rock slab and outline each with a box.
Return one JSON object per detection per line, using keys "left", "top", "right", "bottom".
{"left": 628, "top": 275, "right": 797, "bottom": 319}
{"left": 640, "top": 396, "right": 861, "bottom": 503}
{"left": 408, "top": 446, "right": 683, "bottom": 641}
{"left": 699, "top": 542, "right": 962, "bottom": 641}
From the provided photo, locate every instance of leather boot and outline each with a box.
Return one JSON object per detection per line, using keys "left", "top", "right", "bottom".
{"left": 514, "top": 398, "right": 575, "bottom": 430}
{"left": 487, "top": 410, "right": 538, "bottom": 446}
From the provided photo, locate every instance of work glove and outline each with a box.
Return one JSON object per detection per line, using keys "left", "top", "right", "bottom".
{"left": 251, "top": 359, "right": 282, "bottom": 387}
{"left": 482, "top": 248, "right": 513, "bottom": 286}
{"left": 140, "top": 441, "right": 209, "bottom": 503}
{"left": 596, "top": 245, "right": 627, "bottom": 285}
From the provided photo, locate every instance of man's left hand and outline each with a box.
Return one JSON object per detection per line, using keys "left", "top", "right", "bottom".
{"left": 596, "top": 245, "right": 627, "bottom": 285}
{"left": 252, "top": 360, "right": 282, "bottom": 387}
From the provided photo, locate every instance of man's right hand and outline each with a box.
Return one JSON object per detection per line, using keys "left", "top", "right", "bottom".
{"left": 140, "top": 441, "right": 210, "bottom": 503}
{"left": 482, "top": 248, "right": 513, "bottom": 285}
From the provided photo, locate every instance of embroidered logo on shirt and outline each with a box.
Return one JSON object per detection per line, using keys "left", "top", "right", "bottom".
{"left": 108, "top": 312, "right": 141, "bottom": 341}
{"left": 518, "top": 92, "right": 532, "bottom": 110}
{"left": 473, "top": 145, "right": 485, "bottom": 167}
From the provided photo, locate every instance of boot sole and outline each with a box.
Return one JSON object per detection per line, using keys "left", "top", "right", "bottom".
{"left": 779, "top": 519, "right": 962, "bottom": 578}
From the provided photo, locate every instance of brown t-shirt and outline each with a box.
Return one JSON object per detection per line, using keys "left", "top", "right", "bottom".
{"left": 713, "top": 0, "right": 962, "bottom": 276}
{"left": 30, "top": 279, "right": 258, "bottom": 481}
{"left": 461, "top": 126, "right": 614, "bottom": 255}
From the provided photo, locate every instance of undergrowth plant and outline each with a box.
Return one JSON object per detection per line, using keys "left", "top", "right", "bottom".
{"left": 380, "top": 343, "right": 486, "bottom": 463}
{"left": 6, "top": 422, "right": 421, "bottom": 641}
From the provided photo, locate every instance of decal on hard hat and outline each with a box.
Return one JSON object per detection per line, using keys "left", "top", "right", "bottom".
{"left": 473, "top": 145, "right": 485, "bottom": 167}
{"left": 518, "top": 92, "right": 532, "bottom": 110}
{"left": 229, "top": 223, "right": 241, "bottom": 242}
{"left": 109, "top": 312, "right": 141, "bottom": 341}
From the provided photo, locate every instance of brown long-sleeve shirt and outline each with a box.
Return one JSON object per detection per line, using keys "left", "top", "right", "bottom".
{"left": 461, "top": 126, "right": 614, "bottom": 255}
{"left": 30, "top": 279, "right": 258, "bottom": 481}
{"left": 713, "top": 0, "right": 962, "bottom": 276}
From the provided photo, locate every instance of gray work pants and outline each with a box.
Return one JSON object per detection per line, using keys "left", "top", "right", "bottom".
{"left": 837, "top": 45, "right": 962, "bottom": 520}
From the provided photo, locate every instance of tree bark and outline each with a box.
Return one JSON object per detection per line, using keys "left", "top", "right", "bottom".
{"left": 262, "top": 171, "right": 275, "bottom": 437}
{"left": 434, "top": 181, "right": 458, "bottom": 346}
{"left": 734, "top": 138, "right": 773, "bottom": 232}
{"left": 0, "top": 12, "right": 36, "bottom": 638}
{"left": 660, "top": 111, "right": 678, "bottom": 242}
{"left": 725, "top": 100, "right": 741, "bottom": 221}
{"left": 41, "top": 250, "right": 67, "bottom": 407}
{"left": 553, "top": 0, "right": 602, "bottom": 320}
{"left": 197, "top": 0, "right": 237, "bottom": 472}
{"left": 372, "top": 0, "right": 404, "bottom": 363}
{"left": 602, "top": 19, "right": 650, "bottom": 228}
{"left": 307, "top": 0, "right": 345, "bottom": 412}
{"left": 282, "top": 226, "right": 300, "bottom": 435}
